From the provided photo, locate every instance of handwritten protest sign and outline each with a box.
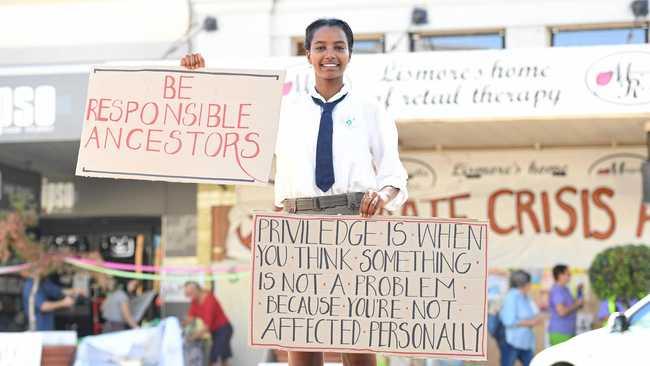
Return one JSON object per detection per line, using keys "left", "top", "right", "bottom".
{"left": 76, "top": 67, "right": 285, "bottom": 185}
{"left": 249, "top": 213, "right": 488, "bottom": 360}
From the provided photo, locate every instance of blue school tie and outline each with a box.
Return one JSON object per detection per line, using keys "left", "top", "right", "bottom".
{"left": 311, "top": 93, "right": 347, "bottom": 192}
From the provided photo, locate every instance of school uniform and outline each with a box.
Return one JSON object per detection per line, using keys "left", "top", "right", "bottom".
{"left": 274, "top": 84, "right": 408, "bottom": 214}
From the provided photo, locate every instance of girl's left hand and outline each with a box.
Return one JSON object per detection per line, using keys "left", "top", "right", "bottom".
{"left": 359, "top": 189, "right": 391, "bottom": 218}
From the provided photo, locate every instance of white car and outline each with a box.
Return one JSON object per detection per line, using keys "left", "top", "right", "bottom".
{"left": 531, "top": 294, "right": 650, "bottom": 366}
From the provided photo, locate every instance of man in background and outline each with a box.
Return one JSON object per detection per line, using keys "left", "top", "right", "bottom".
{"left": 548, "top": 264, "right": 583, "bottom": 345}
{"left": 184, "top": 281, "right": 233, "bottom": 366}
{"left": 22, "top": 267, "right": 84, "bottom": 331}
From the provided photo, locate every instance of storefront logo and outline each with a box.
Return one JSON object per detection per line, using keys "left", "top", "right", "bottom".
{"left": 402, "top": 157, "right": 436, "bottom": 190}
{"left": 588, "top": 153, "right": 644, "bottom": 176}
{"left": 586, "top": 51, "right": 650, "bottom": 105}
{"left": 103, "top": 235, "right": 135, "bottom": 258}
{"left": 0, "top": 85, "right": 56, "bottom": 135}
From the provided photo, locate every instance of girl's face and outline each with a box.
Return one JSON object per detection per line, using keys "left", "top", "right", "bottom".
{"left": 307, "top": 26, "right": 351, "bottom": 82}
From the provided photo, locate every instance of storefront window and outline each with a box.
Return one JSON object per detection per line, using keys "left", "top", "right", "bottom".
{"left": 552, "top": 26, "right": 649, "bottom": 46}
{"left": 410, "top": 32, "right": 505, "bottom": 51}
{"left": 293, "top": 35, "right": 385, "bottom": 55}
{"left": 353, "top": 38, "right": 385, "bottom": 54}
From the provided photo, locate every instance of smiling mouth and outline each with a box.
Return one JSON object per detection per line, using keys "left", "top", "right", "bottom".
{"left": 321, "top": 63, "right": 339, "bottom": 68}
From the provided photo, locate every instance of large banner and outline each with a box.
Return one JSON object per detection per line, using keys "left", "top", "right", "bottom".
{"left": 76, "top": 66, "right": 285, "bottom": 185}
{"left": 278, "top": 44, "right": 650, "bottom": 120}
{"left": 249, "top": 213, "right": 488, "bottom": 360}
{"left": 224, "top": 147, "right": 648, "bottom": 269}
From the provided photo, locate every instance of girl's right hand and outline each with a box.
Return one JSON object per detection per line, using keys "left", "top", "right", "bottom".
{"left": 180, "top": 53, "right": 205, "bottom": 69}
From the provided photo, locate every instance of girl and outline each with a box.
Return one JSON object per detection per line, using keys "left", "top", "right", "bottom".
{"left": 182, "top": 18, "right": 408, "bottom": 366}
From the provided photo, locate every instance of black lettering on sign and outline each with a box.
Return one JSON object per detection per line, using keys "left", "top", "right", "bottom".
{"left": 252, "top": 215, "right": 488, "bottom": 359}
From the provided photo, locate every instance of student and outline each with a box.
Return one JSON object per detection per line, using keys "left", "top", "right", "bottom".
{"left": 181, "top": 18, "right": 408, "bottom": 366}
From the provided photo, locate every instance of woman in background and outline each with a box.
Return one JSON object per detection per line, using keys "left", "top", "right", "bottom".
{"left": 499, "top": 270, "right": 542, "bottom": 366}
{"left": 101, "top": 277, "right": 138, "bottom": 332}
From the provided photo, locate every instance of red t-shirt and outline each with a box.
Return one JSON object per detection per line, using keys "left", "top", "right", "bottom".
{"left": 188, "top": 292, "right": 229, "bottom": 332}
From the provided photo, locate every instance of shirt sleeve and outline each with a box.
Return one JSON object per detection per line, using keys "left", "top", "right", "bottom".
{"left": 368, "top": 103, "right": 408, "bottom": 211}
{"left": 188, "top": 301, "right": 198, "bottom": 318}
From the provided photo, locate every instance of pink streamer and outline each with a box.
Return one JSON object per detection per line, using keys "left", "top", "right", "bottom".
{"left": 72, "top": 257, "right": 248, "bottom": 274}
{"left": 0, "top": 263, "right": 31, "bottom": 275}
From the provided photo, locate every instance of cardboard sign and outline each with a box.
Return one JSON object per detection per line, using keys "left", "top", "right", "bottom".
{"left": 249, "top": 213, "right": 488, "bottom": 360}
{"left": 0, "top": 332, "right": 42, "bottom": 366}
{"left": 76, "top": 66, "right": 285, "bottom": 185}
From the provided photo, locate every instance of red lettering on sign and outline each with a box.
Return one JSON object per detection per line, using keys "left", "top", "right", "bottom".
{"left": 178, "top": 75, "right": 193, "bottom": 100}
{"left": 222, "top": 104, "right": 235, "bottom": 128}
{"left": 223, "top": 132, "right": 240, "bottom": 158}
{"left": 554, "top": 187, "right": 577, "bottom": 237}
{"left": 204, "top": 132, "right": 224, "bottom": 157}
{"left": 516, "top": 190, "right": 541, "bottom": 234}
{"left": 541, "top": 191, "right": 552, "bottom": 233}
{"left": 401, "top": 200, "right": 418, "bottom": 216}
{"left": 140, "top": 102, "right": 159, "bottom": 125}
{"left": 97, "top": 98, "right": 110, "bottom": 122}
{"left": 84, "top": 126, "right": 100, "bottom": 148}
{"left": 126, "top": 128, "right": 143, "bottom": 150}
{"left": 591, "top": 187, "right": 616, "bottom": 240}
{"left": 488, "top": 189, "right": 515, "bottom": 235}
{"left": 636, "top": 204, "right": 650, "bottom": 238}
{"left": 242, "top": 132, "right": 261, "bottom": 158}
{"left": 206, "top": 104, "right": 222, "bottom": 127}
{"left": 238, "top": 103, "right": 252, "bottom": 129}
{"left": 86, "top": 99, "right": 99, "bottom": 120}
{"left": 581, "top": 189, "right": 591, "bottom": 238}
{"left": 125, "top": 101, "right": 140, "bottom": 123}
{"left": 164, "top": 130, "right": 183, "bottom": 155}
{"left": 145, "top": 129, "right": 163, "bottom": 152}
{"left": 163, "top": 75, "right": 176, "bottom": 99}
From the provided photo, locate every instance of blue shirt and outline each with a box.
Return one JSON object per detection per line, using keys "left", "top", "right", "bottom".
{"left": 499, "top": 288, "right": 538, "bottom": 351}
{"left": 548, "top": 284, "right": 577, "bottom": 335}
{"left": 22, "top": 278, "right": 64, "bottom": 331}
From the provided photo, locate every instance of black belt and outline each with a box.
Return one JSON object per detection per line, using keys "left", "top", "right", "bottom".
{"left": 283, "top": 192, "right": 365, "bottom": 213}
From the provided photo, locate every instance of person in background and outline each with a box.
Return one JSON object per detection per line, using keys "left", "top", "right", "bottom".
{"left": 548, "top": 264, "right": 583, "bottom": 345}
{"left": 597, "top": 297, "right": 638, "bottom": 323}
{"left": 499, "top": 270, "right": 542, "bottom": 366}
{"left": 22, "top": 268, "right": 84, "bottom": 331}
{"left": 184, "top": 281, "right": 233, "bottom": 366}
{"left": 101, "top": 277, "right": 139, "bottom": 332}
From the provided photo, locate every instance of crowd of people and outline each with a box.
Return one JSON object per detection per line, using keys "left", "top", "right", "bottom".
{"left": 487, "top": 264, "right": 637, "bottom": 366}
{"left": 20, "top": 266, "right": 234, "bottom": 366}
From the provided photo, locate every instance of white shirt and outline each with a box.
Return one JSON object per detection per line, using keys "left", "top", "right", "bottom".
{"left": 274, "top": 84, "right": 408, "bottom": 211}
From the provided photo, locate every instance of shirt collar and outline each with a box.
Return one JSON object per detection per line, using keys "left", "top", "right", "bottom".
{"left": 309, "top": 84, "right": 350, "bottom": 103}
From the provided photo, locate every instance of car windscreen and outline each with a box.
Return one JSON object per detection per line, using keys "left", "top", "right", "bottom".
{"left": 629, "top": 302, "right": 650, "bottom": 330}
